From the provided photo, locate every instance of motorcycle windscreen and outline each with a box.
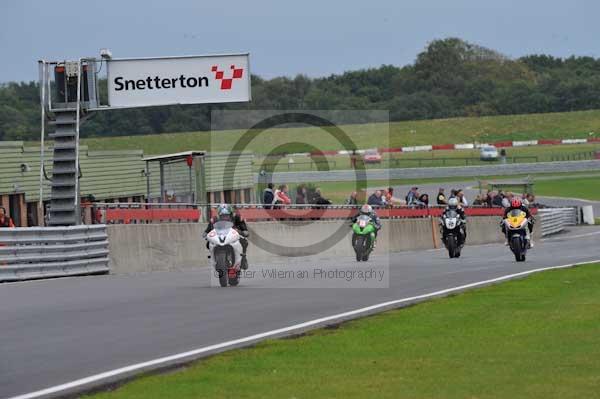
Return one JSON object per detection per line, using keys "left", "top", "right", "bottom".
{"left": 445, "top": 209, "right": 458, "bottom": 218}
{"left": 214, "top": 220, "right": 234, "bottom": 236}
{"left": 508, "top": 209, "right": 525, "bottom": 218}
{"left": 357, "top": 215, "right": 371, "bottom": 228}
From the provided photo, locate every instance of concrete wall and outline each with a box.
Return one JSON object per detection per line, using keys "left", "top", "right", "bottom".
{"left": 107, "top": 224, "right": 207, "bottom": 274}
{"left": 107, "top": 216, "right": 514, "bottom": 274}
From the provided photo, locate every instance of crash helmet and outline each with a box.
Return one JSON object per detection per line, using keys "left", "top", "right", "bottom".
{"left": 217, "top": 203, "right": 233, "bottom": 221}
{"left": 360, "top": 204, "right": 373, "bottom": 215}
{"left": 448, "top": 197, "right": 459, "bottom": 209}
{"left": 510, "top": 198, "right": 522, "bottom": 208}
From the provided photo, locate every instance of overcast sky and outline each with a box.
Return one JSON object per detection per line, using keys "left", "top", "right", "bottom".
{"left": 1, "top": 0, "right": 598, "bottom": 83}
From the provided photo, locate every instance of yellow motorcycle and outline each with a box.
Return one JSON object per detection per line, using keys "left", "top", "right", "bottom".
{"left": 503, "top": 209, "right": 530, "bottom": 262}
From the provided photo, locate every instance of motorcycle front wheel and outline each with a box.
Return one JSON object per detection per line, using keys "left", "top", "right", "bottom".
{"left": 447, "top": 235, "right": 457, "bottom": 258}
{"left": 511, "top": 235, "right": 526, "bottom": 262}
{"left": 215, "top": 251, "right": 230, "bottom": 287}
{"left": 228, "top": 269, "right": 240, "bottom": 286}
{"left": 354, "top": 234, "right": 366, "bottom": 262}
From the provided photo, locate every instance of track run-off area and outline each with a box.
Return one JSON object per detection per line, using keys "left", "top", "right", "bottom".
{"left": 2, "top": 227, "right": 600, "bottom": 398}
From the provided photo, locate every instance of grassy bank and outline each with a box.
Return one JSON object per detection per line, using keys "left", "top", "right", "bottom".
{"left": 253, "top": 143, "right": 599, "bottom": 173}
{"left": 89, "top": 262, "right": 600, "bottom": 399}
{"left": 534, "top": 176, "right": 600, "bottom": 201}
{"left": 80, "top": 109, "right": 600, "bottom": 155}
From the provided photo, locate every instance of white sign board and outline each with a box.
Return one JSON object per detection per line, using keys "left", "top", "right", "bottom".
{"left": 107, "top": 54, "right": 250, "bottom": 108}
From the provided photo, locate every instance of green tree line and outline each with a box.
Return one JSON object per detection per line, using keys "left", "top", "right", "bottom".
{"left": 2, "top": 37, "right": 600, "bottom": 141}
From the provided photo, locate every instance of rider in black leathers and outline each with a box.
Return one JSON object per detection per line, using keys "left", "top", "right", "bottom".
{"left": 441, "top": 197, "right": 467, "bottom": 245}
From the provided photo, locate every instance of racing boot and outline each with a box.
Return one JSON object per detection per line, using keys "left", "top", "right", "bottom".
{"left": 525, "top": 232, "right": 533, "bottom": 248}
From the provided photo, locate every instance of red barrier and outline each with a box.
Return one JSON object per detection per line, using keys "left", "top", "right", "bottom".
{"left": 538, "top": 139, "right": 562, "bottom": 145}
{"left": 588, "top": 137, "right": 600, "bottom": 143}
{"left": 237, "top": 208, "right": 356, "bottom": 221}
{"left": 493, "top": 141, "right": 513, "bottom": 148}
{"left": 379, "top": 147, "right": 403, "bottom": 153}
{"left": 432, "top": 144, "right": 455, "bottom": 151}
{"left": 311, "top": 150, "right": 339, "bottom": 156}
{"left": 105, "top": 208, "right": 201, "bottom": 224}
{"left": 235, "top": 206, "right": 536, "bottom": 221}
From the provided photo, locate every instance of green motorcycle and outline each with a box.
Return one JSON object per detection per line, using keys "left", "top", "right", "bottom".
{"left": 352, "top": 215, "right": 376, "bottom": 261}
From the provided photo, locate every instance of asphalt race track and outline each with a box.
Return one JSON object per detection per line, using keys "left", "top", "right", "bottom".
{"left": 2, "top": 227, "right": 600, "bottom": 398}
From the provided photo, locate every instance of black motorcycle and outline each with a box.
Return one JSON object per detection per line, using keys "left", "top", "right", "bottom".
{"left": 440, "top": 210, "right": 465, "bottom": 258}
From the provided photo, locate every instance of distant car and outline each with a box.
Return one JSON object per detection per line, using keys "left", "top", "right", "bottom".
{"left": 363, "top": 149, "right": 382, "bottom": 164}
{"left": 480, "top": 145, "right": 499, "bottom": 161}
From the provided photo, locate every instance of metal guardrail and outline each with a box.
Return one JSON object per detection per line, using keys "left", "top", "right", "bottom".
{"left": 538, "top": 207, "right": 578, "bottom": 236}
{"left": 0, "top": 225, "right": 110, "bottom": 282}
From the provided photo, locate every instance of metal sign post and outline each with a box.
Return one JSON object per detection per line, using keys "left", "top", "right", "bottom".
{"left": 39, "top": 52, "right": 251, "bottom": 226}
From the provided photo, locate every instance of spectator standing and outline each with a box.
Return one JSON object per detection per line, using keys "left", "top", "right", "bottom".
{"left": 312, "top": 188, "right": 332, "bottom": 206}
{"left": 345, "top": 191, "right": 358, "bottom": 205}
{"left": 502, "top": 192, "right": 514, "bottom": 208}
{"left": 483, "top": 191, "right": 493, "bottom": 207}
{"left": 0, "top": 206, "right": 15, "bottom": 228}
{"left": 492, "top": 190, "right": 504, "bottom": 207}
{"left": 405, "top": 187, "right": 419, "bottom": 206}
{"left": 368, "top": 190, "right": 385, "bottom": 207}
{"left": 457, "top": 189, "right": 468, "bottom": 206}
{"left": 472, "top": 195, "right": 484, "bottom": 206}
{"left": 384, "top": 187, "right": 394, "bottom": 204}
{"left": 262, "top": 183, "right": 274, "bottom": 209}
{"left": 296, "top": 184, "right": 307, "bottom": 204}
{"left": 350, "top": 149, "right": 357, "bottom": 169}
{"left": 274, "top": 184, "right": 292, "bottom": 206}
{"left": 417, "top": 193, "right": 429, "bottom": 207}
{"left": 436, "top": 188, "right": 447, "bottom": 205}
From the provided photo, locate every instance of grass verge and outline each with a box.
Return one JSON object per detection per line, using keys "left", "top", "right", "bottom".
{"left": 88, "top": 262, "right": 600, "bottom": 399}
{"left": 534, "top": 177, "right": 600, "bottom": 201}
{"left": 80, "top": 110, "right": 600, "bottom": 155}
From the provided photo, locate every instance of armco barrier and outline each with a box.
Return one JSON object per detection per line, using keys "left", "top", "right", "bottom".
{"left": 538, "top": 207, "right": 578, "bottom": 236}
{"left": 0, "top": 225, "right": 110, "bottom": 282}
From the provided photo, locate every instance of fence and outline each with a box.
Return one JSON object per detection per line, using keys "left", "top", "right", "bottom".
{"left": 91, "top": 203, "right": 542, "bottom": 223}
{"left": 538, "top": 207, "right": 578, "bottom": 237}
{"left": 0, "top": 225, "right": 109, "bottom": 282}
{"left": 550, "top": 151, "right": 596, "bottom": 162}
{"left": 389, "top": 156, "right": 538, "bottom": 167}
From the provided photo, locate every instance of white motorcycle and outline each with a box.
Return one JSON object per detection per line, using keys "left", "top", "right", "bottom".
{"left": 206, "top": 220, "right": 243, "bottom": 287}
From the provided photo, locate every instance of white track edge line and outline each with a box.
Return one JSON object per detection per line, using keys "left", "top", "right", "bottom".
{"left": 9, "top": 259, "right": 600, "bottom": 399}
